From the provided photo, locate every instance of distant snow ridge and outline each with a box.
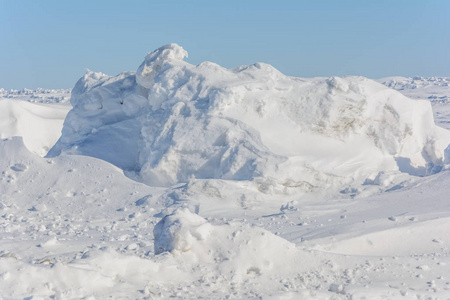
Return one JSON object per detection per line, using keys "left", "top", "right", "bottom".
{"left": 379, "top": 76, "right": 449, "bottom": 90}
{"left": 0, "top": 88, "right": 71, "bottom": 104}
{"left": 49, "top": 44, "right": 450, "bottom": 192}
{"left": 377, "top": 76, "right": 450, "bottom": 103}
{"left": 0, "top": 100, "right": 69, "bottom": 156}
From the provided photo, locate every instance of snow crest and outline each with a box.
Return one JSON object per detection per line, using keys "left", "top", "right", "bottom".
{"left": 136, "top": 43, "right": 188, "bottom": 90}
{"left": 48, "top": 44, "right": 450, "bottom": 192}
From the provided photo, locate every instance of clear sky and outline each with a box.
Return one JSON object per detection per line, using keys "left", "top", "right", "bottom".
{"left": 1, "top": 0, "right": 449, "bottom": 89}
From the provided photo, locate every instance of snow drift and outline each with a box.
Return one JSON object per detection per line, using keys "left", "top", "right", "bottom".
{"left": 152, "top": 208, "right": 308, "bottom": 286}
{"left": 0, "top": 99, "right": 69, "bottom": 156}
{"left": 48, "top": 44, "right": 450, "bottom": 192}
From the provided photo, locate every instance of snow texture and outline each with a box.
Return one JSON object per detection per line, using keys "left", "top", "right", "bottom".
{"left": 49, "top": 44, "right": 450, "bottom": 193}
{"left": 1, "top": 44, "right": 450, "bottom": 299}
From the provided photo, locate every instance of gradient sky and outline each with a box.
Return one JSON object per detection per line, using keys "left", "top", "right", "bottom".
{"left": 1, "top": 0, "right": 449, "bottom": 89}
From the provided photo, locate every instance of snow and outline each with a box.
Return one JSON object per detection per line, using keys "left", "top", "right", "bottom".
{"left": 153, "top": 208, "right": 212, "bottom": 254}
{"left": 49, "top": 45, "right": 450, "bottom": 192}
{"left": 1, "top": 44, "right": 450, "bottom": 299}
{"left": 377, "top": 76, "right": 450, "bottom": 130}
{"left": 0, "top": 99, "right": 70, "bottom": 156}
{"left": 377, "top": 76, "right": 450, "bottom": 104}
{"left": 0, "top": 88, "right": 71, "bottom": 104}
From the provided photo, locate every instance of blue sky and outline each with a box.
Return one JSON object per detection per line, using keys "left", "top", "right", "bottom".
{"left": 1, "top": 0, "right": 449, "bottom": 89}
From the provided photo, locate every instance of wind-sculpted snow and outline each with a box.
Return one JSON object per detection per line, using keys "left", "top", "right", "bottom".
{"left": 377, "top": 76, "right": 450, "bottom": 131}
{"left": 0, "top": 99, "right": 70, "bottom": 156}
{"left": 49, "top": 44, "right": 450, "bottom": 193}
{"left": 48, "top": 70, "right": 148, "bottom": 170}
{"left": 0, "top": 88, "right": 71, "bottom": 156}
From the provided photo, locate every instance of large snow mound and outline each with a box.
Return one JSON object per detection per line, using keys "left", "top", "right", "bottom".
{"left": 49, "top": 44, "right": 450, "bottom": 192}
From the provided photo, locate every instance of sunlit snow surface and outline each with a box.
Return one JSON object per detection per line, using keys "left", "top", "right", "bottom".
{"left": 377, "top": 76, "right": 450, "bottom": 131}
{"left": 1, "top": 46, "right": 450, "bottom": 299}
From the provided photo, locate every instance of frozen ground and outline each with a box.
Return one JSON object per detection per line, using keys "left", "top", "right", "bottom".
{"left": 1, "top": 45, "right": 449, "bottom": 299}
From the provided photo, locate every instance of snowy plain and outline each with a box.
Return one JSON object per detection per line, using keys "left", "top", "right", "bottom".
{"left": 0, "top": 45, "right": 450, "bottom": 299}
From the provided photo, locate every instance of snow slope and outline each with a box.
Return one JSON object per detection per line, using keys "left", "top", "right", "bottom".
{"left": 0, "top": 88, "right": 71, "bottom": 156}
{"left": 1, "top": 45, "right": 450, "bottom": 299}
{"left": 377, "top": 76, "right": 450, "bottom": 131}
{"left": 1, "top": 136, "right": 450, "bottom": 299}
{"left": 0, "top": 99, "right": 69, "bottom": 156}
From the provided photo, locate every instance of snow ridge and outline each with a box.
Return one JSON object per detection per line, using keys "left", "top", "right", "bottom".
{"left": 377, "top": 76, "right": 450, "bottom": 103}
{"left": 49, "top": 44, "right": 450, "bottom": 194}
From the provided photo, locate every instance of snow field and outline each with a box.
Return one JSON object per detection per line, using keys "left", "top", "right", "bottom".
{"left": 377, "top": 76, "right": 450, "bottom": 131}
{"left": 1, "top": 45, "right": 450, "bottom": 298}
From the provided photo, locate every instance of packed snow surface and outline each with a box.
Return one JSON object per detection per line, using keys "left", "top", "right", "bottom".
{"left": 1, "top": 44, "right": 450, "bottom": 299}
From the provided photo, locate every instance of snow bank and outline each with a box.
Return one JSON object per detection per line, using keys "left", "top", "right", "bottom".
{"left": 377, "top": 76, "right": 450, "bottom": 131}
{"left": 49, "top": 44, "right": 450, "bottom": 192}
{"left": 0, "top": 99, "right": 69, "bottom": 156}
